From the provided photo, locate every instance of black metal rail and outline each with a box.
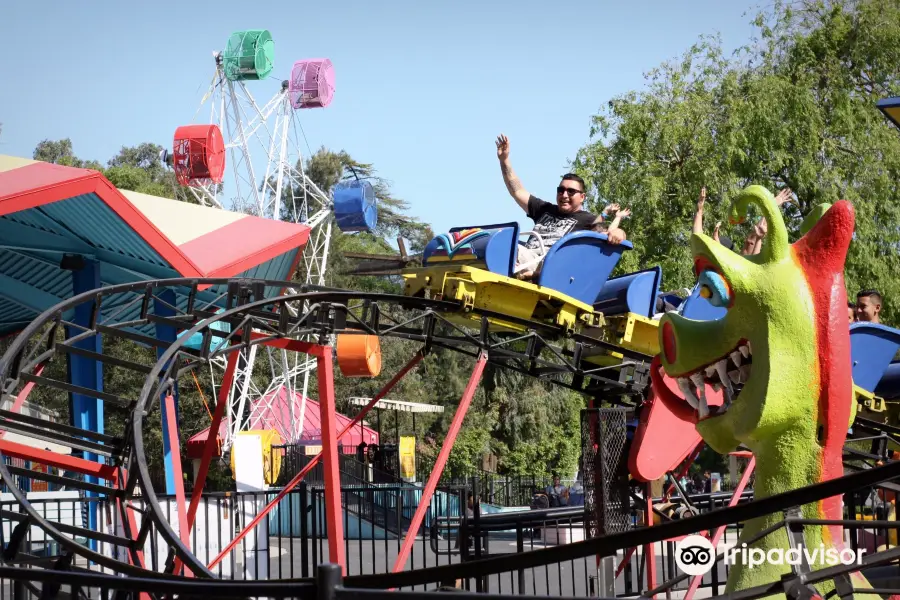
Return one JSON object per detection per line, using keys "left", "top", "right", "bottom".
{"left": 0, "top": 277, "right": 652, "bottom": 581}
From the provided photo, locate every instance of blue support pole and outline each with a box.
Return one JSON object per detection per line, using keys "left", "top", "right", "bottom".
{"left": 65, "top": 259, "right": 103, "bottom": 551}
{"left": 154, "top": 289, "right": 180, "bottom": 495}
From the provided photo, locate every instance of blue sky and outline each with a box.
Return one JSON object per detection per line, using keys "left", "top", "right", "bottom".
{"left": 0, "top": 1, "right": 762, "bottom": 240}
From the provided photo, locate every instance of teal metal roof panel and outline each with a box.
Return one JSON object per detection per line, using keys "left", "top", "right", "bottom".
{"left": 39, "top": 194, "right": 169, "bottom": 267}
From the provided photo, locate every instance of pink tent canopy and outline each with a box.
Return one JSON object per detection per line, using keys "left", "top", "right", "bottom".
{"left": 186, "top": 385, "right": 378, "bottom": 459}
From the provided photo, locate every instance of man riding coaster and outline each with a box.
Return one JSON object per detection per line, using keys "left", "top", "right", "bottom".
{"left": 496, "top": 133, "right": 629, "bottom": 281}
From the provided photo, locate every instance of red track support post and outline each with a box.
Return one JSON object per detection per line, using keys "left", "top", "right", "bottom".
{"left": 162, "top": 393, "right": 193, "bottom": 577}
{"left": 645, "top": 482, "right": 657, "bottom": 597}
{"left": 683, "top": 457, "right": 756, "bottom": 600}
{"left": 317, "top": 345, "right": 346, "bottom": 572}
{"left": 392, "top": 352, "right": 488, "bottom": 574}
{"left": 187, "top": 351, "right": 239, "bottom": 530}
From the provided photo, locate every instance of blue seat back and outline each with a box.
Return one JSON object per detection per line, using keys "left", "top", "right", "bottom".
{"left": 850, "top": 322, "right": 900, "bottom": 393}
{"left": 422, "top": 222, "right": 519, "bottom": 277}
{"left": 334, "top": 180, "right": 378, "bottom": 232}
{"left": 594, "top": 266, "right": 663, "bottom": 318}
{"left": 679, "top": 284, "right": 728, "bottom": 321}
{"left": 536, "top": 231, "right": 633, "bottom": 305}
{"left": 874, "top": 363, "right": 900, "bottom": 400}
{"left": 660, "top": 293, "right": 684, "bottom": 310}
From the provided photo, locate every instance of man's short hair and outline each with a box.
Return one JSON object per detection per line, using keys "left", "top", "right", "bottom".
{"left": 857, "top": 289, "right": 883, "bottom": 305}
{"left": 560, "top": 173, "right": 586, "bottom": 192}
{"left": 848, "top": 301, "right": 856, "bottom": 309}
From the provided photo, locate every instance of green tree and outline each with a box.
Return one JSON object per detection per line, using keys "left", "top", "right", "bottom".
{"left": 33, "top": 138, "right": 103, "bottom": 170}
{"left": 572, "top": 0, "right": 900, "bottom": 322}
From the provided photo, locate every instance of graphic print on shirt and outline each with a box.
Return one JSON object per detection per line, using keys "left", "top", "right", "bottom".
{"left": 526, "top": 212, "right": 581, "bottom": 250}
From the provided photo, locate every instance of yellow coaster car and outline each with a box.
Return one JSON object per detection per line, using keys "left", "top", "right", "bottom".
{"left": 402, "top": 222, "right": 664, "bottom": 361}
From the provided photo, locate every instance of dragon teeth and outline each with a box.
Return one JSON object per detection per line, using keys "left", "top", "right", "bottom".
{"left": 705, "top": 364, "right": 717, "bottom": 379}
{"left": 728, "top": 370, "right": 741, "bottom": 384}
{"left": 689, "top": 373, "right": 709, "bottom": 418}
{"left": 730, "top": 351, "right": 742, "bottom": 367}
{"left": 677, "top": 377, "right": 700, "bottom": 410}
{"left": 739, "top": 345, "right": 750, "bottom": 358}
{"left": 715, "top": 359, "right": 734, "bottom": 395}
{"left": 739, "top": 364, "right": 751, "bottom": 382}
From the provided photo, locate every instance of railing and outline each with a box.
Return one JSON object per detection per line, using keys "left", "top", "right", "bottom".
{"left": 3, "top": 460, "right": 900, "bottom": 597}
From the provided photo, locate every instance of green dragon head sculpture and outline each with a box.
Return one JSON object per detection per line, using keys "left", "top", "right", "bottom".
{"left": 656, "top": 186, "right": 868, "bottom": 595}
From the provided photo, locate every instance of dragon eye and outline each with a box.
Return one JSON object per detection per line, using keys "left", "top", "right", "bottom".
{"left": 698, "top": 269, "right": 732, "bottom": 308}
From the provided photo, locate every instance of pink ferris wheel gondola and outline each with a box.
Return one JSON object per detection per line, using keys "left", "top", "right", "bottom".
{"left": 289, "top": 59, "right": 335, "bottom": 109}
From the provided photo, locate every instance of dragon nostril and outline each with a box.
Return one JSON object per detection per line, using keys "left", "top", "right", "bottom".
{"left": 662, "top": 321, "right": 677, "bottom": 364}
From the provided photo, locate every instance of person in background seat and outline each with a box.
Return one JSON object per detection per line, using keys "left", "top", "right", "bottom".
{"left": 545, "top": 475, "right": 570, "bottom": 507}
{"left": 856, "top": 290, "right": 883, "bottom": 324}
{"left": 496, "top": 134, "right": 626, "bottom": 280}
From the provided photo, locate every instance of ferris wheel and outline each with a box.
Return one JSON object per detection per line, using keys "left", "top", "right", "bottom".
{"left": 165, "top": 30, "right": 377, "bottom": 453}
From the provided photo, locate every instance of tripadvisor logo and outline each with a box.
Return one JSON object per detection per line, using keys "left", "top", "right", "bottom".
{"left": 674, "top": 535, "right": 715, "bottom": 576}
{"left": 675, "top": 535, "right": 866, "bottom": 576}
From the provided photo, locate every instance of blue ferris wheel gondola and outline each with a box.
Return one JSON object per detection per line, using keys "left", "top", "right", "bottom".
{"left": 333, "top": 179, "right": 378, "bottom": 232}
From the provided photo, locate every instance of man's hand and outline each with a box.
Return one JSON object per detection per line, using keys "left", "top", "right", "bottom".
{"left": 496, "top": 134, "right": 510, "bottom": 161}
{"left": 713, "top": 221, "right": 722, "bottom": 242}
{"left": 497, "top": 133, "right": 529, "bottom": 211}
{"left": 607, "top": 227, "right": 627, "bottom": 245}
{"left": 698, "top": 187, "right": 707, "bottom": 210}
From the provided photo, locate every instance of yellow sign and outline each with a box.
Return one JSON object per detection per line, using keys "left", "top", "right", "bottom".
{"left": 399, "top": 436, "right": 416, "bottom": 480}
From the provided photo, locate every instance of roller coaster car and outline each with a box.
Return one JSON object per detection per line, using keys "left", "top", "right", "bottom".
{"left": 401, "top": 222, "right": 662, "bottom": 358}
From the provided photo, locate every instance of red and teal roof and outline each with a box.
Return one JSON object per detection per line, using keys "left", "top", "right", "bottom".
{"left": 0, "top": 155, "right": 310, "bottom": 336}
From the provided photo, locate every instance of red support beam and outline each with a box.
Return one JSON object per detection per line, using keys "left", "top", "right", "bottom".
{"left": 250, "top": 332, "right": 324, "bottom": 356}
{"left": 0, "top": 363, "right": 45, "bottom": 438}
{"left": 392, "top": 352, "right": 487, "bottom": 574}
{"left": 0, "top": 439, "right": 118, "bottom": 480}
{"left": 645, "top": 483, "right": 657, "bottom": 598}
{"left": 162, "top": 393, "right": 193, "bottom": 577}
{"left": 683, "top": 457, "right": 756, "bottom": 600}
{"left": 186, "top": 351, "right": 239, "bottom": 530}
{"left": 206, "top": 349, "right": 425, "bottom": 571}
{"left": 317, "top": 345, "right": 346, "bottom": 572}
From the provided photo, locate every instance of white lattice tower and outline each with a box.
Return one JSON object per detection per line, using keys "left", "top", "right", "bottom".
{"left": 185, "top": 50, "right": 338, "bottom": 451}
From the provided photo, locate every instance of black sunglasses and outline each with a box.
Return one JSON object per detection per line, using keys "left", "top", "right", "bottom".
{"left": 557, "top": 186, "right": 584, "bottom": 196}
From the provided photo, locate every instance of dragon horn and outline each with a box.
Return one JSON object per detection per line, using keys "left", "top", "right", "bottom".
{"left": 729, "top": 185, "right": 789, "bottom": 263}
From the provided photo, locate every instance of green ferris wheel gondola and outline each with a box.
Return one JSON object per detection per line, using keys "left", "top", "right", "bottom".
{"left": 223, "top": 30, "right": 275, "bottom": 81}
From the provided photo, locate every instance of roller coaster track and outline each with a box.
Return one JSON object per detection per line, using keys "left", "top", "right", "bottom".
{"left": 0, "top": 277, "right": 654, "bottom": 581}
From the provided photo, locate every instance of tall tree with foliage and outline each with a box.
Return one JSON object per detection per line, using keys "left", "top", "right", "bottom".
{"left": 572, "top": 0, "right": 900, "bottom": 321}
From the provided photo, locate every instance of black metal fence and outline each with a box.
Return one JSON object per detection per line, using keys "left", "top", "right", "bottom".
{"left": 1, "top": 473, "right": 900, "bottom": 598}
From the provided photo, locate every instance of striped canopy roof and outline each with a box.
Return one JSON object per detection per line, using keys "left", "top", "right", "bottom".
{"left": 0, "top": 155, "right": 311, "bottom": 336}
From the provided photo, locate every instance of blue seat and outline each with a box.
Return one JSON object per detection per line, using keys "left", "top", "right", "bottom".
{"left": 874, "top": 363, "right": 900, "bottom": 400}
{"left": 850, "top": 322, "right": 900, "bottom": 394}
{"left": 594, "top": 266, "right": 663, "bottom": 318}
{"left": 422, "top": 222, "right": 519, "bottom": 277}
{"left": 659, "top": 293, "right": 685, "bottom": 311}
{"left": 536, "top": 231, "right": 633, "bottom": 306}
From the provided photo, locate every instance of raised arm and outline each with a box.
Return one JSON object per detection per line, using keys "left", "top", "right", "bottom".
{"left": 496, "top": 134, "right": 531, "bottom": 212}
{"left": 692, "top": 187, "right": 706, "bottom": 235}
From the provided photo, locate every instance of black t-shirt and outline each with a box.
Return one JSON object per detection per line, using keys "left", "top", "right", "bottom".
{"left": 524, "top": 195, "right": 597, "bottom": 250}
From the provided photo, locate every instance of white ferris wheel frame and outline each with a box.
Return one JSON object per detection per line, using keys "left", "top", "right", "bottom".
{"left": 187, "top": 53, "right": 336, "bottom": 452}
